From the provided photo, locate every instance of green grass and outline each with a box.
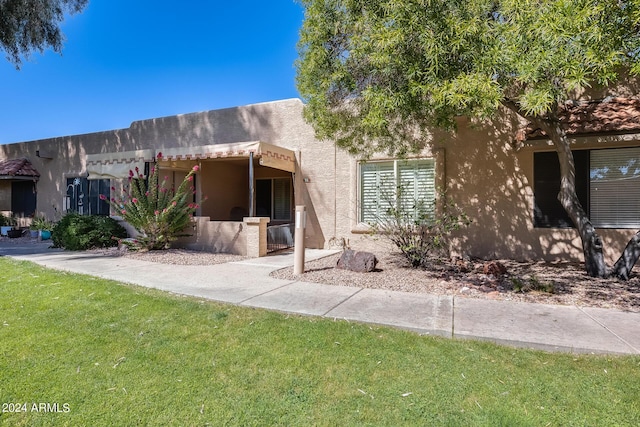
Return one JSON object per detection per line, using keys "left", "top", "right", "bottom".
{"left": 0, "top": 258, "right": 639, "bottom": 426}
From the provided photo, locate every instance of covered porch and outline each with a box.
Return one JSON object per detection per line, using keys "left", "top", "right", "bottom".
{"left": 86, "top": 141, "right": 297, "bottom": 256}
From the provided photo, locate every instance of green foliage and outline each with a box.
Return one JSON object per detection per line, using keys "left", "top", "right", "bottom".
{"left": 106, "top": 154, "right": 202, "bottom": 250}
{"left": 29, "top": 215, "right": 53, "bottom": 231}
{"left": 0, "top": 213, "right": 10, "bottom": 227}
{"left": 0, "top": 0, "right": 88, "bottom": 68}
{"left": 1, "top": 257, "right": 639, "bottom": 426}
{"left": 511, "top": 275, "right": 556, "bottom": 294}
{"left": 296, "top": 0, "right": 640, "bottom": 155}
{"left": 371, "top": 189, "right": 471, "bottom": 268}
{"left": 51, "top": 213, "right": 127, "bottom": 250}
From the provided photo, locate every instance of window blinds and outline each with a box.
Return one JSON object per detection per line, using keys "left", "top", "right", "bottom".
{"left": 360, "top": 159, "right": 435, "bottom": 224}
{"left": 590, "top": 147, "right": 640, "bottom": 228}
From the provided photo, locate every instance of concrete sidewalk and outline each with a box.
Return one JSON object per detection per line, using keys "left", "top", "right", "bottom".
{"left": 2, "top": 242, "right": 639, "bottom": 355}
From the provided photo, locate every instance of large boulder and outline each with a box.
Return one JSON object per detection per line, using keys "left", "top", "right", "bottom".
{"left": 336, "top": 249, "right": 378, "bottom": 273}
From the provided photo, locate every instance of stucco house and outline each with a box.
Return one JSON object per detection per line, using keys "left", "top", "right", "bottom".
{"left": 1, "top": 97, "right": 639, "bottom": 264}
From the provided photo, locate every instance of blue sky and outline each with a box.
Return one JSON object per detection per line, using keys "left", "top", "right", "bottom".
{"left": 0, "top": 1, "right": 305, "bottom": 144}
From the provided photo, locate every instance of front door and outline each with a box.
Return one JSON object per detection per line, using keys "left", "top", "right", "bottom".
{"left": 256, "top": 177, "right": 292, "bottom": 222}
{"left": 11, "top": 181, "right": 36, "bottom": 217}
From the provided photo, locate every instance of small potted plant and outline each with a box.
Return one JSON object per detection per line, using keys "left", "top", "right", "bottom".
{"left": 0, "top": 213, "right": 11, "bottom": 236}
{"left": 38, "top": 219, "right": 54, "bottom": 240}
{"left": 4, "top": 215, "right": 21, "bottom": 238}
{"left": 30, "top": 215, "right": 46, "bottom": 238}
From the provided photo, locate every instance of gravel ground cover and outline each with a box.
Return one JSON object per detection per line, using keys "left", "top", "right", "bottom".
{"left": 3, "top": 235, "right": 639, "bottom": 312}
{"left": 271, "top": 239, "right": 640, "bottom": 313}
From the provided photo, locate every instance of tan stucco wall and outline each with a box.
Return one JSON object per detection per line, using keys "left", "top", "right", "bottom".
{"left": 1, "top": 97, "right": 638, "bottom": 262}
{"left": 199, "top": 160, "right": 249, "bottom": 221}
{"left": 0, "top": 99, "right": 332, "bottom": 249}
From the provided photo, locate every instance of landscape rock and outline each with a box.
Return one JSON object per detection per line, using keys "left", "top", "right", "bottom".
{"left": 336, "top": 249, "right": 378, "bottom": 273}
{"left": 483, "top": 261, "right": 508, "bottom": 277}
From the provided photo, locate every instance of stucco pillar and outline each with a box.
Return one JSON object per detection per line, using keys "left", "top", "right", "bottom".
{"left": 244, "top": 217, "right": 270, "bottom": 258}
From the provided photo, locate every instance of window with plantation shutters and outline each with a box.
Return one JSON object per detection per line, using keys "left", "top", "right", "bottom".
{"left": 590, "top": 147, "right": 640, "bottom": 228}
{"left": 398, "top": 160, "right": 436, "bottom": 221}
{"left": 360, "top": 159, "right": 435, "bottom": 224}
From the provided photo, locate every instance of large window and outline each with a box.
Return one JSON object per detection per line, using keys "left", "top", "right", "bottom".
{"left": 360, "top": 159, "right": 436, "bottom": 224}
{"left": 534, "top": 147, "right": 640, "bottom": 228}
{"left": 65, "top": 177, "right": 110, "bottom": 216}
{"left": 256, "top": 177, "right": 292, "bottom": 222}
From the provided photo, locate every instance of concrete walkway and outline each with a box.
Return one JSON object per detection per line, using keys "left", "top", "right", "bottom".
{"left": 2, "top": 242, "right": 639, "bottom": 355}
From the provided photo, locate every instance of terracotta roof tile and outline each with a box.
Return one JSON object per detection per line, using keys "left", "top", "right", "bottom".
{"left": 0, "top": 158, "right": 40, "bottom": 178}
{"left": 522, "top": 98, "right": 640, "bottom": 140}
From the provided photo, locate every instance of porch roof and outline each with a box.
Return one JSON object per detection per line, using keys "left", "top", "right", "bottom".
{"left": 87, "top": 142, "right": 296, "bottom": 180}
{"left": 159, "top": 141, "right": 296, "bottom": 173}
{"left": 0, "top": 158, "right": 40, "bottom": 180}
{"left": 87, "top": 149, "right": 155, "bottom": 180}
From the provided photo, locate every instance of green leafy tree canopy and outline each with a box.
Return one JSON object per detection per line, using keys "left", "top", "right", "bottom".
{"left": 296, "top": 0, "right": 640, "bottom": 278}
{"left": 0, "top": 0, "right": 88, "bottom": 68}
{"left": 297, "top": 0, "right": 640, "bottom": 154}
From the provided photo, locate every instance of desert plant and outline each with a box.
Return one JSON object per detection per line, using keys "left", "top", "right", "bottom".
{"left": 104, "top": 153, "right": 203, "bottom": 250}
{"left": 370, "top": 188, "right": 471, "bottom": 268}
{"left": 511, "top": 276, "right": 556, "bottom": 294}
{"left": 52, "top": 213, "right": 127, "bottom": 251}
{"left": 1, "top": 214, "right": 18, "bottom": 227}
{"left": 30, "top": 215, "right": 53, "bottom": 231}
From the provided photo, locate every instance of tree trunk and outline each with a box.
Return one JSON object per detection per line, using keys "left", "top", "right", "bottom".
{"left": 547, "top": 122, "right": 609, "bottom": 277}
{"left": 502, "top": 101, "right": 609, "bottom": 277}
{"left": 612, "top": 231, "right": 640, "bottom": 280}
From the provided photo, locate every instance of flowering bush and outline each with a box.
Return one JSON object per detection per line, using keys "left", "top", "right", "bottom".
{"left": 105, "top": 153, "right": 203, "bottom": 250}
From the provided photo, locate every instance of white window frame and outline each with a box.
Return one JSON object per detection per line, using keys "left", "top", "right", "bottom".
{"left": 359, "top": 159, "right": 436, "bottom": 224}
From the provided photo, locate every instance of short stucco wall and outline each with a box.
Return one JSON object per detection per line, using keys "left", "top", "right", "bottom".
{"left": 174, "top": 217, "right": 247, "bottom": 255}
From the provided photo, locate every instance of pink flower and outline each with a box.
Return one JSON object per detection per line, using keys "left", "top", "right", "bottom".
{"left": 111, "top": 186, "right": 115, "bottom": 191}
{"left": 145, "top": 191, "right": 150, "bottom": 196}
{"left": 192, "top": 165, "right": 199, "bottom": 172}
{"left": 151, "top": 167, "right": 155, "bottom": 174}
{"left": 132, "top": 198, "right": 138, "bottom": 204}
{"left": 172, "top": 201, "right": 177, "bottom": 207}
{"left": 129, "top": 170, "right": 134, "bottom": 177}
{"left": 135, "top": 166, "right": 139, "bottom": 172}
{"left": 99, "top": 194, "right": 107, "bottom": 201}
{"left": 154, "top": 210, "right": 160, "bottom": 215}
{"left": 121, "top": 209, "right": 127, "bottom": 215}
{"left": 157, "top": 152, "right": 163, "bottom": 159}
{"left": 187, "top": 176, "right": 193, "bottom": 182}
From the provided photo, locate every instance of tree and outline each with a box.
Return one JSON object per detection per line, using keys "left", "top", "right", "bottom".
{"left": 0, "top": 0, "right": 88, "bottom": 68}
{"left": 296, "top": 0, "right": 640, "bottom": 279}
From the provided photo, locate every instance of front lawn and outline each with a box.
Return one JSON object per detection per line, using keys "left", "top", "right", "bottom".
{"left": 1, "top": 258, "right": 638, "bottom": 426}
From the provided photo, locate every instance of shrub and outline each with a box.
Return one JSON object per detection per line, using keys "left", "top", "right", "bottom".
{"left": 105, "top": 153, "right": 203, "bottom": 251}
{"left": 52, "top": 213, "right": 127, "bottom": 251}
{"left": 370, "top": 190, "right": 471, "bottom": 268}
{"left": 511, "top": 276, "right": 556, "bottom": 294}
